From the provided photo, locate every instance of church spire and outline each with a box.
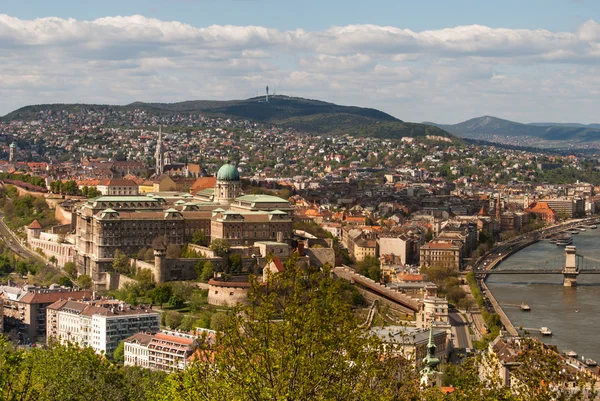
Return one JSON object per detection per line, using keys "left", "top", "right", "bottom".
{"left": 420, "top": 325, "right": 441, "bottom": 388}
{"left": 155, "top": 126, "right": 164, "bottom": 176}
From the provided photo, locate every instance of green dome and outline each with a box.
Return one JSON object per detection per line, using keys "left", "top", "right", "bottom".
{"left": 217, "top": 162, "right": 240, "bottom": 181}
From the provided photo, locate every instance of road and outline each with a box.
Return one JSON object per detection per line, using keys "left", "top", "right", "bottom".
{"left": 449, "top": 311, "right": 472, "bottom": 350}
{"left": 0, "top": 212, "right": 46, "bottom": 263}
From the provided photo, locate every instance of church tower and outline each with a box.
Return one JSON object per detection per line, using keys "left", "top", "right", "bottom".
{"left": 9, "top": 142, "right": 16, "bottom": 163}
{"left": 155, "top": 127, "right": 164, "bottom": 176}
{"left": 420, "top": 326, "right": 441, "bottom": 388}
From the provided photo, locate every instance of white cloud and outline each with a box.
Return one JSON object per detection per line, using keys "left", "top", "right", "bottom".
{"left": 1, "top": 14, "right": 600, "bottom": 123}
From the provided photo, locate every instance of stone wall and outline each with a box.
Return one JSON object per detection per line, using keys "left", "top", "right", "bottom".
{"left": 207, "top": 279, "right": 250, "bottom": 307}
{"left": 54, "top": 204, "right": 72, "bottom": 225}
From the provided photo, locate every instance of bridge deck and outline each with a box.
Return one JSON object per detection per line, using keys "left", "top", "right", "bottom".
{"left": 482, "top": 270, "right": 600, "bottom": 275}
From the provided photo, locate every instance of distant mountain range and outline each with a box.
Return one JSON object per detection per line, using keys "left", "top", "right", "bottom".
{"left": 2, "top": 96, "right": 453, "bottom": 140}
{"left": 427, "top": 116, "right": 600, "bottom": 144}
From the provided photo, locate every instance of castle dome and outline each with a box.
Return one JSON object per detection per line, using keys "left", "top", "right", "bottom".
{"left": 216, "top": 161, "right": 240, "bottom": 181}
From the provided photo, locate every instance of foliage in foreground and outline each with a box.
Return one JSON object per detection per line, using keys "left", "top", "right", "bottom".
{"left": 0, "top": 257, "right": 597, "bottom": 401}
{"left": 0, "top": 338, "right": 166, "bottom": 401}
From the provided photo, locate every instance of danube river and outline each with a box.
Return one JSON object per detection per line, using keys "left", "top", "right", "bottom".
{"left": 486, "top": 229, "right": 600, "bottom": 362}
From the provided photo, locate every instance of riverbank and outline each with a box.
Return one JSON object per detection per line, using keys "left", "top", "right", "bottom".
{"left": 486, "top": 226, "right": 600, "bottom": 363}
{"left": 472, "top": 218, "right": 600, "bottom": 339}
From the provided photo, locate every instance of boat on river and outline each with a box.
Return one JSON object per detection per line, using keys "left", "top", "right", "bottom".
{"left": 520, "top": 303, "right": 531, "bottom": 311}
{"left": 584, "top": 225, "right": 597, "bottom": 229}
{"left": 567, "top": 230, "right": 579, "bottom": 235}
{"left": 566, "top": 350, "right": 578, "bottom": 358}
{"left": 556, "top": 237, "right": 573, "bottom": 246}
{"left": 540, "top": 327, "right": 552, "bottom": 336}
{"left": 585, "top": 358, "right": 598, "bottom": 367}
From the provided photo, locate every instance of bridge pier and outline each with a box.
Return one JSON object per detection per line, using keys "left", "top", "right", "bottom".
{"left": 563, "top": 246, "right": 579, "bottom": 287}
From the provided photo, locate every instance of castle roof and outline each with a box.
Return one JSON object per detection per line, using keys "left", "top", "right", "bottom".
{"left": 216, "top": 162, "right": 240, "bottom": 181}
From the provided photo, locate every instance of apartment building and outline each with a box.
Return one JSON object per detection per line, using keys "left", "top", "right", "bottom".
{"left": 0, "top": 285, "right": 92, "bottom": 342}
{"left": 46, "top": 299, "right": 160, "bottom": 356}
{"left": 124, "top": 330, "right": 206, "bottom": 372}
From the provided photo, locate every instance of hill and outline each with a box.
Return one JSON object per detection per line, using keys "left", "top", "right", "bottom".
{"left": 2, "top": 96, "right": 454, "bottom": 140}
{"left": 428, "top": 116, "right": 600, "bottom": 144}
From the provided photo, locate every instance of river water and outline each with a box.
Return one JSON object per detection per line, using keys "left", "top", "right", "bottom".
{"left": 486, "top": 229, "right": 600, "bottom": 362}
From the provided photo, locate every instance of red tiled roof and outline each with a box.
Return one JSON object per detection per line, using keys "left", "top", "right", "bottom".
{"left": 19, "top": 290, "right": 92, "bottom": 305}
{"left": 153, "top": 333, "right": 194, "bottom": 345}
{"left": 28, "top": 220, "right": 42, "bottom": 229}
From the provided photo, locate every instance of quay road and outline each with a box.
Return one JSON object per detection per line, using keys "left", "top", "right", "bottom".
{"left": 0, "top": 211, "right": 46, "bottom": 263}
{"left": 470, "top": 217, "right": 600, "bottom": 337}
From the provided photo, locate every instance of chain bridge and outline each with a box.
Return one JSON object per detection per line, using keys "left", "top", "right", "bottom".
{"left": 477, "top": 246, "right": 600, "bottom": 286}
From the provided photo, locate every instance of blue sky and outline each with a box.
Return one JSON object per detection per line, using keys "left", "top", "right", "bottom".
{"left": 3, "top": 0, "right": 598, "bottom": 32}
{"left": 1, "top": 0, "right": 600, "bottom": 123}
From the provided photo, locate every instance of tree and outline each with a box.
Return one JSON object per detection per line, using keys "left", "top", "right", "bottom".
{"left": 48, "top": 255, "right": 58, "bottom": 267}
{"left": 135, "top": 269, "right": 155, "bottom": 292}
{"left": 209, "top": 238, "right": 230, "bottom": 258}
{"left": 209, "top": 312, "right": 228, "bottom": 331}
{"left": 167, "top": 295, "right": 185, "bottom": 309}
{"left": 76, "top": 274, "right": 93, "bottom": 289}
{"left": 113, "top": 341, "right": 125, "bottom": 363}
{"left": 191, "top": 230, "right": 207, "bottom": 246}
{"left": 166, "top": 244, "right": 181, "bottom": 259}
{"left": 356, "top": 255, "right": 381, "bottom": 281}
{"left": 165, "top": 311, "right": 183, "bottom": 329}
{"left": 58, "top": 276, "right": 73, "bottom": 288}
{"left": 151, "top": 284, "right": 172, "bottom": 308}
{"left": 112, "top": 249, "right": 131, "bottom": 275}
{"left": 157, "top": 262, "right": 423, "bottom": 400}
{"left": 227, "top": 254, "right": 242, "bottom": 274}
{"left": 200, "top": 261, "right": 214, "bottom": 282}
{"left": 63, "top": 261, "right": 77, "bottom": 278}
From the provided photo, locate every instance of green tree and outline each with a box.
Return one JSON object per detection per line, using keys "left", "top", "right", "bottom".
{"left": 48, "top": 255, "right": 58, "bottom": 267}
{"left": 209, "top": 312, "right": 228, "bottom": 332}
{"left": 200, "top": 261, "right": 214, "bottom": 282}
{"left": 113, "top": 341, "right": 125, "bottom": 364}
{"left": 165, "top": 311, "right": 183, "bottom": 329}
{"left": 135, "top": 269, "right": 155, "bottom": 292}
{"left": 63, "top": 261, "right": 77, "bottom": 278}
{"left": 76, "top": 274, "right": 93, "bottom": 289}
{"left": 58, "top": 276, "right": 73, "bottom": 288}
{"left": 209, "top": 238, "right": 230, "bottom": 258}
{"left": 167, "top": 295, "right": 185, "bottom": 309}
{"left": 151, "top": 284, "right": 172, "bottom": 308}
{"left": 166, "top": 244, "right": 181, "bottom": 259}
{"left": 356, "top": 255, "right": 381, "bottom": 281}
{"left": 191, "top": 230, "right": 207, "bottom": 246}
{"left": 227, "top": 254, "right": 242, "bottom": 274}
{"left": 157, "top": 262, "right": 423, "bottom": 400}
{"left": 112, "top": 249, "right": 131, "bottom": 275}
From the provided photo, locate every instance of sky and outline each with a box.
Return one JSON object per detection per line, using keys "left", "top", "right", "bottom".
{"left": 1, "top": 0, "right": 600, "bottom": 123}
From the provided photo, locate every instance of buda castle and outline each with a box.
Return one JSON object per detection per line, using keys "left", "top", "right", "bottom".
{"left": 75, "top": 160, "right": 293, "bottom": 287}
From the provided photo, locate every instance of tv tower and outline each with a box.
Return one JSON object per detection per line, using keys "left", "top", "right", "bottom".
{"left": 266, "top": 86, "right": 269, "bottom": 102}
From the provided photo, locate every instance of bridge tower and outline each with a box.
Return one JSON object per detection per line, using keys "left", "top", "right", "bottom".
{"left": 563, "top": 245, "right": 579, "bottom": 287}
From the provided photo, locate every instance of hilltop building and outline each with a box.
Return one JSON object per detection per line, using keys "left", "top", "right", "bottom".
{"left": 74, "top": 162, "right": 293, "bottom": 289}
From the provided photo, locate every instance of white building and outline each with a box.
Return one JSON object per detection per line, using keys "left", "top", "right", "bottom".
{"left": 26, "top": 220, "right": 76, "bottom": 267}
{"left": 124, "top": 330, "right": 207, "bottom": 372}
{"left": 96, "top": 179, "right": 139, "bottom": 196}
{"left": 46, "top": 299, "right": 160, "bottom": 356}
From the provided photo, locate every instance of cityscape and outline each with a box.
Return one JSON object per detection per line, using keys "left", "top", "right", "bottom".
{"left": 1, "top": 1, "right": 600, "bottom": 400}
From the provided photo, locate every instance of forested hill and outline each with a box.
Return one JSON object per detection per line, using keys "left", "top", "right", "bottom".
{"left": 428, "top": 115, "right": 600, "bottom": 143}
{"left": 2, "top": 96, "right": 455, "bottom": 140}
